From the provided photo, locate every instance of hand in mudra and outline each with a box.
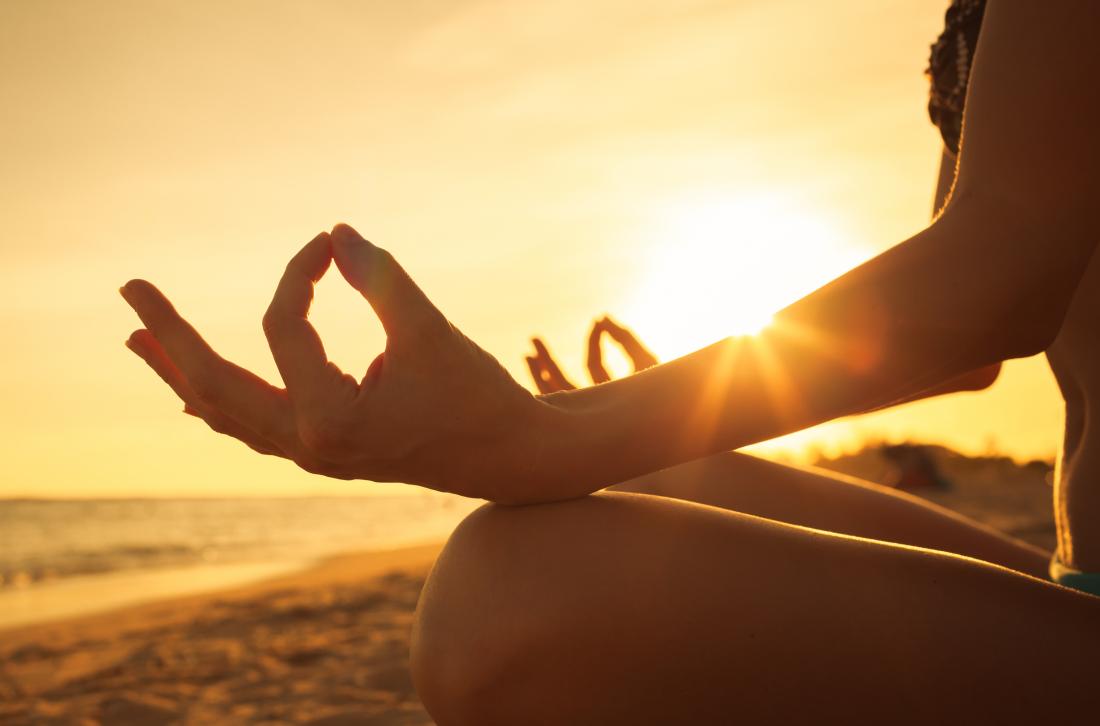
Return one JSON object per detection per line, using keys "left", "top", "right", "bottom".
{"left": 526, "top": 316, "right": 659, "bottom": 394}
{"left": 121, "top": 225, "right": 543, "bottom": 501}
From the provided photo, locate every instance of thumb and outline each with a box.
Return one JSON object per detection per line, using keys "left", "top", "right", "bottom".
{"left": 330, "top": 223, "right": 443, "bottom": 336}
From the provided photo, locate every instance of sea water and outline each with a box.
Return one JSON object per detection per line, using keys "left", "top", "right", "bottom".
{"left": 0, "top": 494, "right": 481, "bottom": 628}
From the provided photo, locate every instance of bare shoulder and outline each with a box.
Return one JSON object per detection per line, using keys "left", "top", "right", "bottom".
{"left": 955, "top": 2, "right": 1100, "bottom": 216}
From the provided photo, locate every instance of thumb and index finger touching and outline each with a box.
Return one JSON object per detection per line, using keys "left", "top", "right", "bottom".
{"left": 329, "top": 223, "right": 443, "bottom": 336}
{"left": 264, "top": 224, "right": 441, "bottom": 409}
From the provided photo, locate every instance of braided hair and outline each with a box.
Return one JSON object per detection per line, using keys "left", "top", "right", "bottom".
{"left": 926, "top": 0, "right": 986, "bottom": 155}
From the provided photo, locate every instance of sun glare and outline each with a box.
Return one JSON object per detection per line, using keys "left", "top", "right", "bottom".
{"left": 624, "top": 191, "right": 869, "bottom": 361}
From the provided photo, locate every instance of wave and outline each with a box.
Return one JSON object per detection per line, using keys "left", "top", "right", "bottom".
{"left": 0, "top": 495, "right": 479, "bottom": 591}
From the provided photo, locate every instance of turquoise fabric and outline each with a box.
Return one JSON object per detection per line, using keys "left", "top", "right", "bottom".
{"left": 1049, "top": 556, "right": 1100, "bottom": 597}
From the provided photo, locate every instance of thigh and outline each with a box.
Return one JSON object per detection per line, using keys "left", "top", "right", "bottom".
{"left": 412, "top": 492, "right": 1100, "bottom": 726}
{"left": 612, "top": 451, "right": 1050, "bottom": 576}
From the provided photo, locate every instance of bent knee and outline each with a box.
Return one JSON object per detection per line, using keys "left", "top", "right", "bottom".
{"left": 411, "top": 494, "right": 648, "bottom": 724}
{"left": 411, "top": 499, "right": 570, "bottom": 721}
{"left": 410, "top": 492, "right": 783, "bottom": 724}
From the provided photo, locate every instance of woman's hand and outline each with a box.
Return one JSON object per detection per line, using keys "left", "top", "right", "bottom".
{"left": 121, "top": 225, "right": 549, "bottom": 502}
{"left": 526, "top": 317, "right": 659, "bottom": 394}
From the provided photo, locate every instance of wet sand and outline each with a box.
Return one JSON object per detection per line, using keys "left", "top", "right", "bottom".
{"left": 0, "top": 544, "right": 443, "bottom": 725}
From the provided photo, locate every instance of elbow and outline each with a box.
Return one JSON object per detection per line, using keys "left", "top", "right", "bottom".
{"left": 957, "top": 362, "right": 1003, "bottom": 392}
{"left": 939, "top": 189, "right": 1087, "bottom": 361}
{"left": 996, "top": 301, "right": 1064, "bottom": 360}
{"left": 978, "top": 316, "right": 1056, "bottom": 364}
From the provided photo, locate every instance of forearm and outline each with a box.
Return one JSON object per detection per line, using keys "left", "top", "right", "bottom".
{"left": 520, "top": 195, "right": 1092, "bottom": 502}
{"left": 531, "top": 332, "right": 917, "bottom": 500}
{"left": 516, "top": 1, "right": 1100, "bottom": 503}
{"left": 611, "top": 360, "right": 999, "bottom": 490}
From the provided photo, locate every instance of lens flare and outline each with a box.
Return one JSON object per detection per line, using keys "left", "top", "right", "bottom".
{"left": 624, "top": 191, "right": 870, "bottom": 360}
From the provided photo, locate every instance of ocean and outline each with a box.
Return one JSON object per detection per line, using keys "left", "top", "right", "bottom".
{"left": 0, "top": 494, "right": 481, "bottom": 628}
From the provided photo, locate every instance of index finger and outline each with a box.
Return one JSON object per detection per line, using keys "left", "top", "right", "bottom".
{"left": 262, "top": 232, "right": 335, "bottom": 407}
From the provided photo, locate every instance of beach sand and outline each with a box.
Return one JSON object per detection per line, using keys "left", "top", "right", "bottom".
{"left": 0, "top": 544, "right": 443, "bottom": 726}
{"left": 0, "top": 445, "right": 1057, "bottom": 725}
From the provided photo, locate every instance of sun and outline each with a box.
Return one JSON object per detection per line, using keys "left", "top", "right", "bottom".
{"left": 622, "top": 191, "right": 869, "bottom": 361}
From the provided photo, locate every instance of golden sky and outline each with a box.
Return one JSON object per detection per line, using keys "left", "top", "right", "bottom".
{"left": 0, "top": 0, "right": 1064, "bottom": 498}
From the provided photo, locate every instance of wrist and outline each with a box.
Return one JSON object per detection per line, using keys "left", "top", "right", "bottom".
{"left": 532, "top": 386, "right": 649, "bottom": 499}
{"left": 519, "top": 393, "right": 594, "bottom": 502}
{"left": 484, "top": 388, "right": 617, "bottom": 505}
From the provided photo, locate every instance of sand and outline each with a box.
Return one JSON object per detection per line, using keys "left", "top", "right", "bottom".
{"left": 0, "top": 544, "right": 443, "bottom": 726}
{"left": 0, "top": 445, "right": 1058, "bottom": 725}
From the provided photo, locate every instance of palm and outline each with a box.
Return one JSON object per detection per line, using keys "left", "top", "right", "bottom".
{"left": 122, "top": 225, "right": 539, "bottom": 498}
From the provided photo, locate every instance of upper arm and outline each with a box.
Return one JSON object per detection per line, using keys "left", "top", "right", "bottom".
{"left": 771, "top": 6, "right": 1100, "bottom": 406}
{"left": 953, "top": 2, "right": 1100, "bottom": 217}
{"left": 934, "top": 2, "right": 1100, "bottom": 353}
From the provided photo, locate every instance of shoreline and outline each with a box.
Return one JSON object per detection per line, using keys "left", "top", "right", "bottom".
{"left": 0, "top": 542, "right": 444, "bottom": 642}
{"left": 0, "top": 543, "right": 445, "bottom": 725}
{"left": 0, "top": 558, "right": 315, "bottom": 631}
{"left": 0, "top": 534, "right": 457, "bottom": 633}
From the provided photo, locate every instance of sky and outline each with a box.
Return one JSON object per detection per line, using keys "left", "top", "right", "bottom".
{"left": 0, "top": 0, "right": 1065, "bottom": 498}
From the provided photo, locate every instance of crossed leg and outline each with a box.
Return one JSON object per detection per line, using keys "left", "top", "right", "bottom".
{"left": 609, "top": 451, "right": 1051, "bottom": 576}
{"left": 411, "top": 458, "right": 1097, "bottom": 725}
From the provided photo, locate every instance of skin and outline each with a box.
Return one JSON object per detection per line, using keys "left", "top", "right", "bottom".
{"left": 532, "top": 320, "right": 1039, "bottom": 572}
{"left": 412, "top": 493, "right": 1100, "bottom": 725}
{"left": 1047, "top": 247, "right": 1100, "bottom": 571}
{"left": 120, "top": 2, "right": 1100, "bottom": 723}
{"left": 121, "top": 229, "right": 541, "bottom": 499}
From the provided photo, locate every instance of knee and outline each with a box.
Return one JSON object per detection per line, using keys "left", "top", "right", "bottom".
{"left": 410, "top": 494, "right": 639, "bottom": 725}
{"left": 410, "top": 502, "right": 539, "bottom": 725}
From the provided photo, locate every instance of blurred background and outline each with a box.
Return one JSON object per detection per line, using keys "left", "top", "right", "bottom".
{"left": 1, "top": 2, "right": 1067, "bottom": 722}
{"left": 1, "top": 0, "right": 1062, "bottom": 616}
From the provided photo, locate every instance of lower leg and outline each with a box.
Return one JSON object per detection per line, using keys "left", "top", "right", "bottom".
{"left": 610, "top": 451, "right": 1050, "bottom": 576}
